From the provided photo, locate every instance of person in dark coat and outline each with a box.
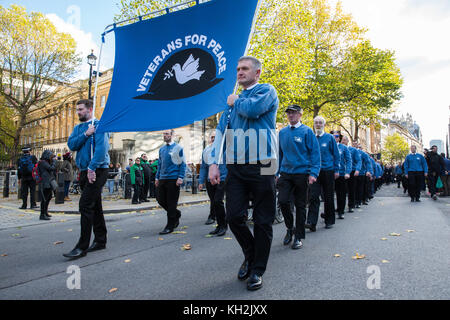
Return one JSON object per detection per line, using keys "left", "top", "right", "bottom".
{"left": 38, "top": 150, "right": 57, "bottom": 220}
{"left": 130, "top": 157, "right": 144, "bottom": 204}
{"left": 61, "top": 152, "right": 74, "bottom": 201}
{"left": 17, "top": 145, "right": 38, "bottom": 209}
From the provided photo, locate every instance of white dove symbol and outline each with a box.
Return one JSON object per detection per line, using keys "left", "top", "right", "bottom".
{"left": 171, "top": 54, "right": 205, "bottom": 85}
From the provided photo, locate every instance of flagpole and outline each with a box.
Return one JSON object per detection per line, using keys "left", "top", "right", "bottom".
{"left": 90, "top": 40, "right": 104, "bottom": 159}
{"left": 217, "top": 0, "right": 263, "bottom": 165}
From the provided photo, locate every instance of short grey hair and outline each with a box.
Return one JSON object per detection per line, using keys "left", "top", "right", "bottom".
{"left": 314, "top": 116, "right": 326, "bottom": 125}
{"left": 238, "top": 56, "right": 262, "bottom": 71}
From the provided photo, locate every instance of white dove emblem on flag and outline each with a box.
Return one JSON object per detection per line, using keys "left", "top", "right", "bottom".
{"left": 168, "top": 54, "right": 205, "bottom": 85}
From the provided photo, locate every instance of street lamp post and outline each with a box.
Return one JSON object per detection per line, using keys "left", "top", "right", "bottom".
{"left": 87, "top": 50, "right": 97, "bottom": 100}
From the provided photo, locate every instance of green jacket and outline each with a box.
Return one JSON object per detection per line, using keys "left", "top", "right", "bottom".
{"left": 150, "top": 159, "right": 159, "bottom": 174}
{"left": 130, "top": 163, "right": 144, "bottom": 185}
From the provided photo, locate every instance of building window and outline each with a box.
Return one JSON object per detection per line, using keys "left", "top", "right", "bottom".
{"left": 100, "top": 95, "right": 106, "bottom": 108}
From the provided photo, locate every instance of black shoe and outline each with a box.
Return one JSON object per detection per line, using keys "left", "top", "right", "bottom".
{"left": 362, "top": 202, "right": 368, "bottom": 205}
{"left": 87, "top": 242, "right": 106, "bottom": 252}
{"left": 19, "top": 205, "right": 27, "bottom": 210}
{"left": 325, "top": 224, "right": 333, "bottom": 229}
{"left": 63, "top": 248, "right": 87, "bottom": 259}
{"left": 31, "top": 205, "right": 39, "bottom": 209}
{"left": 411, "top": 198, "right": 415, "bottom": 202}
{"left": 338, "top": 213, "right": 344, "bottom": 220}
{"left": 39, "top": 215, "right": 50, "bottom": 221}
{"left": 45, "top": 213, "right": 52, "bottom": 217}
{"left": 132, "top": 201, "right": 139, "bottom": 205}
{"left": 209, "top": 227, "right": 220, "bottom": 235}
{"left": 238, "top": 260, "right": 251, "bottom": 281}
{"left": 174, "top": 219, "right": 180, "bottom": 229}
{"left": 348, "top": 208, "right": 354, "bottom": 213}
{"left": 309, "top": 224, "right": 316, "bottom": 232}
{"left": 141, "top": 199, "right": 150, "bottom": 202}
{"left": 355, "top": 204, "right": 361, "bottom": 208}
{"left": 416, "top": 198, "right": 421, "bottom": 202}
{"left": 432, "top": 194, "right": 437, "bottom": 200}
{"left": 205, "top": 218, "right": 215, "bottom": 225}
{"left": 320, "top": 213, "right": 325, "bottom": 219}
{"left": 216, "top": 227, "right": 227, "bottom": 237}
{"left": 283, "top": 229, "right": 294, "bottom": 246}
{"left": 291, "top": 237, "right": 303, "bottom": 250}
{"left": 159, "top": 227, "right": 173, "bottom": 235}
{"left": 247, "top": 273, "right": 263, "bottom": 291}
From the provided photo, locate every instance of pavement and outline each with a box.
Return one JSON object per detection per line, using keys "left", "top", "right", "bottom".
{"left": 0, "top": 184, "right": 449, "bottom": 300}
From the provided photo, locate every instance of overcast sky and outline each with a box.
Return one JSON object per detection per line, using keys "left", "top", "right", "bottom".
{"left": 5, "top": 0, "right": 449, "bottom": 147}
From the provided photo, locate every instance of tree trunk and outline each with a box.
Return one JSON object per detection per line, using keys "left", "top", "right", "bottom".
{"left": 354, "top": 122, "right": 359, "bottom": 142}
{"left": 313, "top": 105, "right": 320, "bottom": 118}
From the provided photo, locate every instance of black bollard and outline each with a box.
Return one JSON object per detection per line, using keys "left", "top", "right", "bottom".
{"left": 55, "top": 172, "right": 65, "bottom": 204}
{"left": 3, "top": 171, "right": 9, "bottom": 198}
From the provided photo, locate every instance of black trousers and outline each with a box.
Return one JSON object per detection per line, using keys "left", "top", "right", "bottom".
{"left": 363, "top": 176, "right": 371, "bottom": 202}
{"left": 335, "top": 176, "right": 348, "bottom": 214}
{"left": 307, "top": 170, "right": 335, "bottom": 226}
{"left": 355, "top": 175, "right": 365, "bottom": 205}
{"left": 76, "top": 168, "right": 108, "bottom": 251}
{"left": 225, "top": 164, "right": 276, "bottom": 276}
{"left": 206, "top": 181, "right": 227, "bottom": 228}
{"left": 40, "top": 187, "right": 52, "bottom": 217}
{"left": 141, "top": 177, "right": 150, "bottom": 200}
{"left": 133, "top": 184, "right": 142, "bottom": 203}
{"left": 20, "top": 179, "right": 36, "bottom": 207}
{"left": 408, "top": 171, "right": 424, "bottom": 200}
{"left": 278, "top": 173, "right": 308, "bottom": 239}
{"left": 396, "top": 174, "right": 402, "bottom": 188}
{"left": 156, "top": 179, "right": 181, "bottom": 228}
{"left": 427, "top": 173, "right": 437, "bottom": 196}
{"left": 347, "top": 171, "right": 357, "bottom": 208}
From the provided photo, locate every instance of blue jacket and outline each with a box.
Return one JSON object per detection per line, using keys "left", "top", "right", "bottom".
{"left": 348, "top": 146, "right": 362, "bottom": 172}
{"left": 337, "top": 143, "right": 352, "bottom": 176}
{"left": 316, "top": 133, "right": 340, "bottom": 173}
{"left": 359, "top": 150, "right": 373, "bottom": 175}
{"left": 443, "top": 158, "right": 450, "bottom": 175}
{"left": 375, "top": 162, "right": 382, "bottom": 178}
{"left": 278, "top": 124, "right": 321, "bottom": 178}
{"left": 68, "top": 119, "right": 110, "bottom": 171}
{"left": 212, "top": 83, "right": 279, "bottom": 164}
{"left": 404, "top": 153, "right": 428, "bottom": 174}
{"left": 199, "top": 145, "right": 227, "bottom": 183}
{"left": 394, "top": 165, "right": 403, "bottom": 175}
{"left": 156, "top": 143, "right": 186, "bottom": 180}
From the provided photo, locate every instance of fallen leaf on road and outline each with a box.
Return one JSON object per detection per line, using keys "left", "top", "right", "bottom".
{"left": 380, "top": 238, "right": 388, "bottom": 241}
{"left": 381, "top": 260, "right": 389, "bottom": 263}
{"left": 1, "top": 254, "right": 7, "bottom": 257}
{"left": 132, "top": 236, "right": 140, "bottom": 239}
{"left": 181, "top": 244, "right": 192, "bottom": 250}
{"left": 129, "top": 211, "right": 137, "bottom": 214}
{"left": 25, "top": 210, "right": 35, "bottom": 213}
{"left": 224, "top": 237, "right": 232, "bottom": 240}
{"left": 352, "top": 253, "right": 366, "bottom": 260}
{"left": 59, "top": 219, "right": 67, "bottom": 222}
{"left": 18, "top": 214, "right": 25, "bottom": 217}
{"left": 205, "top": 234, "right": 213, "bottom": 238}
{"left": 334, "top": 254, "right": 341, "bottom": 257}
{"left": 12, "top": 234, "right": 20, "bottom": 237}
{"left": 124, "top": 259, "right": 131, "bottom": 263}
{"left": 181, "top": 226, "right": 189, "bottom": 229}
{"left": 158, "top": 237, "right": 164, "bottom": 241}
{"left": 389, "top": 233, "right": 401, "bottom": 236}
{"left": 406, "top": 230, "right": 415, "bottom": 233}
{"left": 172, "top": 231, "right": 187, "bottom": 234}
{"left": 53, "top": 241, "right": 64, "bottom": 245}
{"left": 115, "top": 229, "right": 122, "bottom": 232}
{"left": 67, "top": 229, "right": 73, "bottom": 232}
{"left": 137, "top": 220, "right": 143, "bottom": 223}
{"left": 109, "top": 288, "right": 118, "bottom": 293}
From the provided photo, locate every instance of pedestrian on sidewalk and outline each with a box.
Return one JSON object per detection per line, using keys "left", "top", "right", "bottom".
{"left": 306, "top": 116, "right": 340, "bottom": 230}
{"left": 199, "top": 132, "right": 228, "bottom": 236}
{"left": 130, "top": 157, "right": 144, "bottom": 204}
{"left": 17, "top": 145, "right": 38, "bottom": 209}
{"left": 394, "top": 162, "right": 403, "bottom": 188}
{"left": 331, "top": 131, "right": 352, "bottom": 220}
{"left": 155, "top": 129, "right": 186, "bottom": 235}
{"left": 61, "top": 152, "right": 74, "bottom": 201}
{"left": 439, "top": 154, "right": 450, "bottom": 196}
{"left": 140, "top": 154, "right": 151, "bottom": 202}
{"left": 404, "top": 145, "right": 428, "bottom": 202}
{"left": 278, "top": 105, "right": 320, "bottom": 248}
{"left": 106, "top": 163, "right": 118, "bottom": 195}
{"left": 63, "top": 99, "right": 110, "bottom": 259}
{"left": 38, "top": 150, "right": 57, "bottom": 221}
{"left": 425, "top": 145, "right": 445, "bottom": 200}
{"left": 115, "top": 163, "right": 122, "bottom": 192}
{"left": 209, "top": 56, "right": 279, "bottom": 291}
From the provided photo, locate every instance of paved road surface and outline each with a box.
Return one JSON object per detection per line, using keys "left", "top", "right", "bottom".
{"left": 1, "top": 184, "right": 449, "bottom": 300}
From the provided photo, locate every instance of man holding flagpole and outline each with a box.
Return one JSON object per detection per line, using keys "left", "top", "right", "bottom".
{"left": 209, "top": 56, "right": 279, "bottom": 291}
{"left": 64, "top": 99, "right": 111, "bottom": 259}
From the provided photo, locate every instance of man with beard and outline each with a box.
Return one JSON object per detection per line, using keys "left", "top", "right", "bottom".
{"left": 64, "top": 99, "right": 110, "bottom": 259}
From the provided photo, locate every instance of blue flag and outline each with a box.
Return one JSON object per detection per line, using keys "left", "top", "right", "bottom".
{"left": 96, "top": 0, "right": 259, "bottom": 133}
